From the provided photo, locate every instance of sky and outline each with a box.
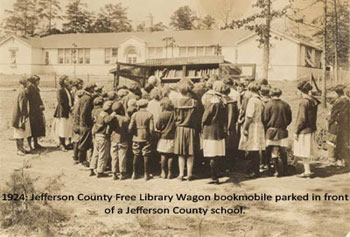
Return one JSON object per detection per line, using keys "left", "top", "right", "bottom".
{"left": 0, "top": 0, "right": 323, "bottom": 29}
{"left": 0, "top": 0, "right": 251, "bottom": 26}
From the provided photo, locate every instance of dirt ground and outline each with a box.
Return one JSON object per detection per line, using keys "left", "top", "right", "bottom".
{"left": 0, "top": 81, "right": 349, "bottom": 237}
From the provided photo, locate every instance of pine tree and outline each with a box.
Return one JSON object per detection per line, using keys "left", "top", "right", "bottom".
{"left": 37, "top": 0, "right": 62, "bottom": 34}
{"left": 63, "top": 0, "right": 94, "bottom": 33}
{"left": 3, "top": 0, "right": 39, "bottom": 37}
{"left": 93, "top": 3, "right": 132, "bottom": 32}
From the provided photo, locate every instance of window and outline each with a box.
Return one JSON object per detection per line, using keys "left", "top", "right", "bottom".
{"left": 197, "top": 47, "right": 204, "bottom": 56}
{"left": 85, "top": 49, "right": 90, "bottom": 64}
{"left": 179, "top": 47, "right": 187, "bottom": 57}
{"left": 71, "top": 48, "right": 77, "bottom": 64}
{"left": 58, "top": 49, "right": 64, "bottom": 64}
{"left": 105, "top": 48, "right": 111, "bottom": 64}
{"left": 156, "top": 47, "right": 163, "bottom": 57}
{"left": 45, "top": 52, "right": 49, "bottom": 65}
{"left": 188, "top": 47, "right": 196, "bottom": 56}
{"left": 148, "top": 47, "right": 163, "bottom": 59}
{"left": 126, "top": 48, "right": 137, "bottom": 64}
{"left": 112, "top": 48, "right": 118, "bottom": 57}
{"left": 104, "top": 48, "right": 118, "bottom": 64}
{"left": 78, "top": 49, "right": 84, "bottom": 64}
{"left": 58, "top": 48, "right": 90, "bottom": 64}
{"left": 205, "top": 46, "right": 214, "bottom": 56}
{"left": 10, "top": 50, "right": 17, "bottom": 64}
{"left": 64, "top": 49, "right": 70, "bottom": 64}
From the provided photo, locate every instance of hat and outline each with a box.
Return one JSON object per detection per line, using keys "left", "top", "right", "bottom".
{"left": 117, "top": 89, "right": 129, "bottom": 98}
{"left": 128, "top": 98, "right": 137, "bottom": 108}
{"left": 112, "top": 101, "right": 123, "bottom": 112}
{"left": 28, "top": 75, "right": 40, "bottom": 83}
{"left": 84, "top": 82, "right": 96, "bottom": 90}
{"left": 297, "top": 81, "right": 313, "bottom": 94}
{"left": 136, "top": 99, "right": 148, "bottom": 108}
{"left": 334, "top": 84, "right": 346, "bottom": 94}
{"left": 107, "top": 91, "right": 116, "bottom": 100}
{"left": 103, "top": 101, "right": 113, "bottom": 111}
{"left": 95, "top": 84, "right": 104, "bottom": 91}
{"left": 93, "top": 96, "right": 104, "bottom": 106}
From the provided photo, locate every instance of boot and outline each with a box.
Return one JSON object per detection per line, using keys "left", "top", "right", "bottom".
{"left": 89, "top": 169, "right": 96, "bottom": 176}
{"left": 33, "top": 137, "right": 43, "bottom": 149}
{"left": 16, "top": 139, "right": 28, "bottom": 155}
{"left": 144, "top": 156, "right": 150, "bottom": 181}
{"left": 112, "top": 173, "right": 118, "bottom": 180}
{"left": 272, "top": 158, "right": 280, "bottom": 177}
{"left": 281, "top": 152, "right": 288, "bottom": 176}
{"left": 59, "top": 137, "right": 67, "bottom": 151}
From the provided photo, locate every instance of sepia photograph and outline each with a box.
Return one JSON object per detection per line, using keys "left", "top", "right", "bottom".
{"left": 0, "top": 0, "right": 349, "bottom": 236}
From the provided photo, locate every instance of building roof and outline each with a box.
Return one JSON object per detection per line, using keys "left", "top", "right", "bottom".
{"left": 14, "top": 29, "right": 253, "bottom": 48}
{"left": 1, "top": 28, "right": 321, "bottom": 50}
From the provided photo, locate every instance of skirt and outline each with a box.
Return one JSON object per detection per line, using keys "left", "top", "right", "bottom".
{"left": 238, "top": 122, "right": 266, "bottom": 151}
{"left": 52, "top": 117, "right": 73, "bottom": 138}
{"left": 203, "top": 139, "right": 225, "bottom": 157}
{"left": 266, "top": 138, "right": 289, "bottom": 148}
{"left": 13, "top": 120, "right": 31, "bottom": 139}
{"left": 174, "top": 127, "right": 195, "bottom": 156}
{"left": 157, "top": 139, "right": 175, "bottom": 154}
{"left": 293, "top": 132, "right": 317, "bottom": 158}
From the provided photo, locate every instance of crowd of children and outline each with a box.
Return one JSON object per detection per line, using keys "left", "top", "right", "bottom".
{"left": 12, "top": 74, "right": 350, "bottom": 183}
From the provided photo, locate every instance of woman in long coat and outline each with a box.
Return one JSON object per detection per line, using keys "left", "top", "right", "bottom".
{"left": 238, "top": 81, "right": 265, "bottom": 178}
{"left": 202, "top": 81, "right": 227, "bottom": 184}
{"left": 294, "top": 81, "right": 320, "bottom": 178}
{"left": 27, "top": 75, "right": 45, "bottom": 149}
{"left": 53, "top": 75, "right": 73, "bottom": 151}
{"left": 12, "top": 78, "right": 31, "bottom": 156}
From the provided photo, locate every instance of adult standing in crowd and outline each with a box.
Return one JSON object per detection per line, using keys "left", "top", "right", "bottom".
{"left": 12, "top": 78, "right": 31, "bottom": 156}
{"left": 202, "top": 81, "right": 227, "bottom": 184}
{"left": 238, "top": 81, "right": 266, "bottom": 178}
{"left": 53, "top": 75, "right": 73, "bottom": 151}
{"left": 263, "top": 88, "right": 292, "bottom": 177}
{"left": 294, "top": 81, "right": 320, "bottom": 178}
{"left": 27, "top": 75, "right": 46, "bottom": 150}
{"left": 327, "top": 85, "right": 350, "bottom": 167}
{"left": 78, "top": 82, "right": 96, "bottom": 165}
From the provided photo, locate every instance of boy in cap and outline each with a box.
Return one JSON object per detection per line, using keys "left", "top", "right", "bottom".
{"left": 90, "top": 101, "right": 115, "bottom": 177}
{"left": 128, "top": 99, "right": 154, "bottom": 180}
{"left": 110, "top": 101, "right": 129, "bottom": 180}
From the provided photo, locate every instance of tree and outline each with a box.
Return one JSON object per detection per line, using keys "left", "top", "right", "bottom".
{"left": 93, "top": 3, "right": 132, "bottom": 33}
{"left": 2, "top": 0, "right": 39, "bottom": 37}
{"left": 197, "top": 15, "right": 216, "bottom": 29}
{"left": 150, "top": 22, "right": 168, "bottom": 32}
{"left": 37, "top": 0, "right": 62, "bottom": 34}
{"left": 170, "top": 6, "right": 198, "bottom": 30}
{"left": 230, "top": 0, "right": 290, "bottom": 80}
{"left": 136, "top": 21, "right": 168, "bottom": 32}
{"left": 63, "top": 0, "right": 94, "bottom": 33}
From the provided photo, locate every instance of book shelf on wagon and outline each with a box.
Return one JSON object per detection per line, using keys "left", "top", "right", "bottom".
{"left": 109, "top": 56, "right": 256, "bottom": 87}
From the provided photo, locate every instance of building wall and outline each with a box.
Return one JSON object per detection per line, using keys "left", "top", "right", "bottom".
{"left": 236, "top": 33, "right": 299, "bottom": 81}
{"left": 0, "top": 37, "right": 33, "bottom": 74}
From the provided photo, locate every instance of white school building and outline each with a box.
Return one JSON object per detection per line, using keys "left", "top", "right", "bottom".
{"left": 0, "top": 29, "right": 322, "bottom": 81}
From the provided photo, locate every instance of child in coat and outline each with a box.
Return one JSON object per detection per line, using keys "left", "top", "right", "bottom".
{"left": 128, "top": 99, "right": 154, "bottom": 181}
{"left": 156, "top": 97, "right": 176, "bottom": 179}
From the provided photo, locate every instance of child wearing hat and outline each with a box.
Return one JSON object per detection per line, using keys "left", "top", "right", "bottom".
{"left": 156, "top": 97, "right": 176, "bottom": 179}
{"left": 89, "top": 101, "right": 115, "bottom": 178}
{"left": 128, "top": 99, "right": 154, "bottom": 181}
{"left": 110, "top": 102, "right": 129, "bottom": 180}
